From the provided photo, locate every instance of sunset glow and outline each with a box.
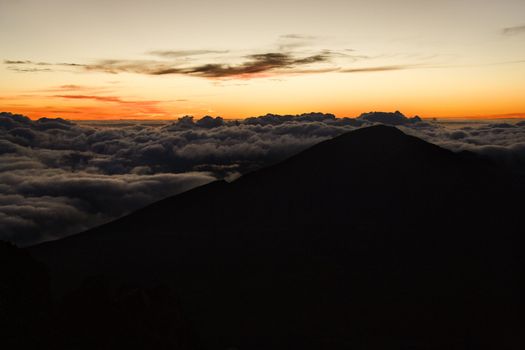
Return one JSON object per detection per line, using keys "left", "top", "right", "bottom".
{"left": 1, "top": 0, "right": 525, "bottom": 120}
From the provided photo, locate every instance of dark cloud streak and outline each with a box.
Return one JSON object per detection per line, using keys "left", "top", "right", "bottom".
{"left": 7, "top": 67, "right": 53, "bottom": 73}
{"left": 84, "top": 52, "right": 333, "bottom": 78}
{"left": 4, "top": 60, "right": 33, "bottom": 64}
{"left": 185, "top": 52, "right": 330, "bottom": 77}
{"left": 341, "top": 64, "right": 420, "bottom": 73}
{"left": 502, "top": 24, "right": 525, "bottom": 35}
{"left": 149, "top": 50, "right": 229, "bottom": 58}
{"left": 4, "top": 59, "right": 86, "bottom": 73}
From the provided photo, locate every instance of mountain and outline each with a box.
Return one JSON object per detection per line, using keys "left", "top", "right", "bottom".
{"left": 29, "top": 125, "right": 525, "bottom": 349}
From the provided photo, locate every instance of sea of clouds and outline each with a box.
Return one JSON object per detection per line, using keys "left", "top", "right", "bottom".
{"left": 1, "top": 111, "right": 524, "bottom": 245}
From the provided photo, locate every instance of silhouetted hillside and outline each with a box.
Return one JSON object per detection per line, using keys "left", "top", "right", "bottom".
{"left": 0, "top": 241, "right": 51, "bottom": 349}
{"left": 29, "top": 125, "right": 525, "bottom": 349}
{"left": 0, "top": 241, "right": 198, "bottom": 350}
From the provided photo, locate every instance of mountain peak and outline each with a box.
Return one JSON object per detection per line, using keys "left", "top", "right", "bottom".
{"left": 357, "top": 111, "right": 422, "bottom": 125}
{"left": 346, "top": 123, "right": 404, "bottom": 135}
{"left": 325, "top": 124, "right": 408, "bottom": 148}
{"left": 298, "top": 124, "right": 447, "bottom": 164}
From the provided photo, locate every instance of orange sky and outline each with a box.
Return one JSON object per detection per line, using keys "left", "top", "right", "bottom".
{"left": 1, "top": 0, "right": 525, "bottom": 120}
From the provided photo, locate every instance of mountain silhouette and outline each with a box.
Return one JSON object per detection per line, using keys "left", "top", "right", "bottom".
{"left": 29, "top": 125, "right": 525, "bottom": 349}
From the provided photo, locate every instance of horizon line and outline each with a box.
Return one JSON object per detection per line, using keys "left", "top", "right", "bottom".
{"left": 13, "top": 113, "right": 525, "bottom": 122}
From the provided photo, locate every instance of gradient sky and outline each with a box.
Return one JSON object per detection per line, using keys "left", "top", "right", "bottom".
{"left": 1, "top": 0, "right": 525, "bottom": 119}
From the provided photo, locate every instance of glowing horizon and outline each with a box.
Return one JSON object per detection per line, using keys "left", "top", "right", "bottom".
{"left": 1, "top": 0, "right": 525, "bottom": 120}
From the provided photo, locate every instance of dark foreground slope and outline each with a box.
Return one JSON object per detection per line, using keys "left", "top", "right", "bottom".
{"left": 30, "top": 125, "right": 525, "bottom": 349}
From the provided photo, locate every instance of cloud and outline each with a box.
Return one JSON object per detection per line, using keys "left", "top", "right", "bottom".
{"left": 277, "top": 34, "right": 319, "bottom": 50}
{"left": 60, "top": 84, "right": 84, "bottom": 89}
{"left": 280, "top": 34, "right": 317, "bottom": 40}
{"left": 54, "top": 94, "right": 126, "bottom": 102}
{"left": 4, "top": 37, "right": 443, "bottom": 80}
{"left": 55, "top": 62, "right": 85, "bottom": 67}
{"left": 342, "top": 64, "right": 420, "bottom": 73}
{"left": 340, "top": 59, "right": 525, "bottom": 74}
{"left": 3, "top": 59, "right": 85, "bottom": 73}
{"left": 4, "top": 60, "right": 33, "bottom": 64}
{"left": 0, "top": 111, "right": 355, "bottom": 245}
{"left": 84, "top": 51, "right": 333, "bottom": 78}
{"left": 4, "top": 60, "right": 83, "bottom": 67}
{"left": 7, "top": 67, "right": 53, "bottom": 73}
{"left": 502, "top": 24, "right": 525, "bottom": 36}
{"left": 17, "top": 35, "right": 523, "bottom": 82}
{"left": 53, "top": 94, "right": 159, "bottom": 105}
{"left": 48, "top": 84, "right": 98, "bottom": 92}
{"left": 5, "top": 36, "right": 341, "bottom": 79}
{"left": 149, "top": 50, "right": 229, "bottom": 58}
{"left": 0, "top": 172, "right": 214, "bottom": 245}
{"left": 82, "top": 59, "right": 177, "bottom": 74}
{"left": 184, "top": 52, "right": 331, "bottom": 78}
{"left": 398, "top": 121, "right": 525, "bottom": 169}
{"left": 79, "top": 57, "right": 525, "bottom": 78}
{"left": 52, "top": 94, "right": 167, "bottom": 116}
{"left": 1, "top": 110, "right": 525, "bottom": 245}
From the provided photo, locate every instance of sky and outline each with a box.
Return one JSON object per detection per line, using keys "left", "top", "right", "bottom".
{"left": 1, "top": 0, "right": 525, "bottom": 120}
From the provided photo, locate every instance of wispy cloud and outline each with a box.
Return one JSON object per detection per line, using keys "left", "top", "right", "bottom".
{"left": 54, "top": 94, "right": 126, "bottom": 103}
{"left": 39, "top": 84, "right": 110, "bottom": 93}
{"left": 4, "top": 59, "right": 85, "bottom": 73}
{"left": 56, "top": 62, "right": 85, "bottom": 67}
{"left": 3, "top": 60, "right": 54, "bottom": 65}
{"left": 53, "top": 94, "right": 158, "bottom": 105}
{"left": 83, "top": 59, "right": 180, "bottom": 75}
{"left": 341, "top": 59, "right": 525, "bottom": 73}
{"left": 10, "top": 37, "right": 490, "bottom": 79}
{"left": 56, "top": 84, "right": 92, "bottom": 91}
{"left": 52, "top": 94, "right": 168, "bottom": 116}
{"left": 149, "top": 50, "right": 229, "bottom": 58}
{"left": 502, "top": 24, "right": 525, "bottom": 36}
{"left": 7, "top": 67, "right": 53, "bottom": 73}
{"left": 2, "top": 54, "right": 432, "bottom": 77}
{"left": 184, "top": 52, "right": 331, "bottom": 78}
{"left": 280, "top": 34, "right": 317, "bottom": 40}
{"left": 2, "top": 35, "right": 363, "bottom": 79}
{"left": 4, "top": 60, "right": 33, "bottom": 64}
{"left": 341, "top": 64, "right": 418, "bottom": 73}
{"left": 82, "top": 51, "right": 334, "bottom": 79}
{"left": 277, "top": 34, "right": 319, "bottom": 51}
{"left": 4, "top": 59, "right": 84, "bottom": 66}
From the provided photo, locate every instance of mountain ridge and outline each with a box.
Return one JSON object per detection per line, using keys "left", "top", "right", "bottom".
{"left": 31, "top": 125, "right": 475, "bottom": 245}
{"left": 29, "top": 125, "right": 525, "bottom": 349}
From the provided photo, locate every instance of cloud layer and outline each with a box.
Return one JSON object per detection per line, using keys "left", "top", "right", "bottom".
{"left": 1, "top": 111, "right": 524, "bottom": 245}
